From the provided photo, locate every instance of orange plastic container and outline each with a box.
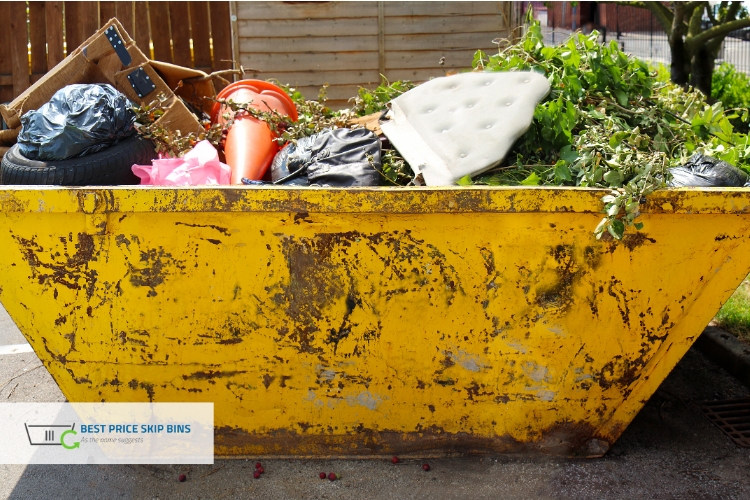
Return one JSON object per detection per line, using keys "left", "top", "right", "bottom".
{"left": 211, "top": 80, "right": 298, "bottom": 183}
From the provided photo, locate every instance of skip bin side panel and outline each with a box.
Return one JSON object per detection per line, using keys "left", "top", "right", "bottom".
{"left": 2, "top": 188, "right": 750, "bottom": 457}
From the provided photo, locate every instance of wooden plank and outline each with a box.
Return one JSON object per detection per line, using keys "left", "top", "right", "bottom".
{"left": 0, "top": 2, "right": 13, "bottom": 102}
{"left": 190, "top": 2, "right": 212, "bottom": 70}
{"left": 211, "top": 1, "right": 233, "bottom": 70}
{"left": 64, "top": 1, "right": 82, "bottom": 50}
{"left": 383, "top": 1, "right": 502, "bottom": 17}
{"left": 385, "top": 32, "right": 507, "bottom": 51}
{"left": 115, "top": 1, "right": 134, "bottom": 34}
{"left": 169, "top": 2, "right": 191, "bottom": 67}
{"left": 133, "top": 1, "right": 151, "bottom": 56}
{"left": 149, "top": 2, "right": 172, "bottom": 62}
{"left": 239, "top": 51, "right": 378, "bottom": 73}
{"left": 228, "top": 2, "right": 240, "bottom": 71}
{"left": 237, "top": 1, "right": 378, "bottom": 21}
{"left": 100, "top": 1, "right": 116, "bottom": 25}
{"left": 384, "top": 49, "right": 479, "bottom": 70}
{"left": 45, "top": 2, "right": 64, "bottom": 68}
{"left": 245, "top": 69, "right": 381, "bottom": 87}
{"left": 387, "top": 67, "right": 452, "bottom": 83}
{"left": 384, "top": 15, "right": 504, "bottom": 35}
{"left": 377, "top": 1, "right": 385, "bottom": 75}
{"left": 239, "top": 35, "right": 377, "bottom": 54}
{"left": 28, "top": 2, "right": 47, "bottom": 74}
{"left": 9, "top": 2, "right": 29, "bottom": 97}
{"left": 291, "top": 84, "right": 363, "bottom": 103}
{"left": 79, "top": 2, "right": 100, "bottom": 40}
{"left": 237, "top": 18, "right": 379, "bottom": 38}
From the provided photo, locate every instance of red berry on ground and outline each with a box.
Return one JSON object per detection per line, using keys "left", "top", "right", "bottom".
{"left": 255, "top": 462, "right": 262, "bottom": 469}
{"left": 319, "top": 472, "right": 327, "bottom": 479}
{"left": 178, "top": 474, "right": 186, "bottom": 482}
{"left": 422, "top": 463, "right": 431, "bottom": 471}
{"left": 253, "top": 470, "right": 261, "bottom": 479}
{"left": 259, "top": 466, "right": 265, "bottom": 474}
{"left": 328, "top": 472, "right": 337, "bottom": 481}
{"left": 391, "top": 456, "right": 400, "bottom": 464}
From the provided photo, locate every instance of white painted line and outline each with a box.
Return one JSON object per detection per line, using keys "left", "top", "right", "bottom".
{"left": 0, "top": 344, "right": 34, "bottom": 355}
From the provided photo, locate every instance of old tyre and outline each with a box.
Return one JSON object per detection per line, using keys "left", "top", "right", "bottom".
{"left": 0, "top": 135, "right": 154, "bottom": 185}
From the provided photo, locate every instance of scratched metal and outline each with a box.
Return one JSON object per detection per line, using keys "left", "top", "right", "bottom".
{"left": 1, "top": 186, "right": 750, "bottom": 457}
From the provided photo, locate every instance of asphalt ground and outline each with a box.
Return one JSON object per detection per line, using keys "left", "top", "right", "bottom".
{"left": 1, "top": 303, "right": 749, "bottom": 499}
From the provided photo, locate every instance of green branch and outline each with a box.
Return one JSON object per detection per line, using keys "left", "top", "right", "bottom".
{"left": 688, "top": 17, "right": 750, "bottom": 47}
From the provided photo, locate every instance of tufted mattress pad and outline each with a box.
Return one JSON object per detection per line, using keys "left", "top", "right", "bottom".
{"left": 380, "top": 71, "right": 550, "bottom": 186}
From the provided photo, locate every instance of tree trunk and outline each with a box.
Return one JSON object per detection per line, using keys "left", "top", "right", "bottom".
{"left": 690, "top": 46, "right": 715, "bottom": 96}
{"left": 669, "top": 35, "right": 691, "bottom": 87}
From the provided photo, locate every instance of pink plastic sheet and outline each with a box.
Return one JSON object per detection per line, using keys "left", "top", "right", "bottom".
{"left": 132, "top": 140, "right": 231, "bottom": 185}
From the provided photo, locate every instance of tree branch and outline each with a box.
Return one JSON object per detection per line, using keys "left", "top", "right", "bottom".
{"left": 726, "top": 1, "right": 743, "bottom": 21}
{"left": 688, "top": 3, "right": 706, "bottom": 36}
{"left": 688, "top": 17, "right": 750, "bottom": 47}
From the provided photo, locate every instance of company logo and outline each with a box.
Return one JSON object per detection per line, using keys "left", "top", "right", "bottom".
{"left": 24, "top": 423, "right": 79, "bottom": 449}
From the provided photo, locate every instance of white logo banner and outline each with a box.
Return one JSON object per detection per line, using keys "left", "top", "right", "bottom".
{"left": 0, "top": 403, "right": 213, "bottom": 464}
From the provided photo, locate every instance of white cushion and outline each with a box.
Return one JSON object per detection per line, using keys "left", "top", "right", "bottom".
{"left": 380, "top": 71, "right": 551, "bottom": 186}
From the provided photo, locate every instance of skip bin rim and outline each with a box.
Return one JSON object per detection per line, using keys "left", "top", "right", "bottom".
{"left": 0, "top": 186, "right": 749, "bottom": 215}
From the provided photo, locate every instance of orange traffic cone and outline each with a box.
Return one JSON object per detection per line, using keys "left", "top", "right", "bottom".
{"left": 211, "top": 80, "right": 298, "bottom": 184}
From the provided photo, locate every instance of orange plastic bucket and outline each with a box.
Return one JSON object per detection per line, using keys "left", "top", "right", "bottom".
{"left": 211, "top": 80, "right": 298, "bottom": 184}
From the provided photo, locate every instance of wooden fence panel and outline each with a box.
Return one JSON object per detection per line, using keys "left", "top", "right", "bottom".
{"left": 0, "top": 3, "right": 12, "bottom": 102}
{"left": 10, "top": 2, "right": 29, "bottom": 97}
{"left": 115, "top": 1, "right": 133, "bottom": 35}
{"left": 150, "top": 2, "right": 172, "bottom": 62}
{"left": 0, "top": 1, "right": 236, "bottom": 102}
{"left": 29, "top": 2, "right": 47, "bottom": 84}
{"left": 133, "top": 1, "right": 151, "bottom": 55}
{"left": 210, "top": 2, "right": 233, "bottom": 70}
{"left": 100, "top": 1, "right": 116, "bottom": 24}
{"left": 45, "top": 2, "right": 65, "bottom": 70}
{"left": 237, "top": 1, "right": 513, "bottom": 108}
{"left": 190, "top": 1, "right": 212, "bottom": 71}
{"left": 63, "top": 2, "right": 81, "bottom": 50}
{"left": 169, "top": 2, "right": 192, "bottom": 67}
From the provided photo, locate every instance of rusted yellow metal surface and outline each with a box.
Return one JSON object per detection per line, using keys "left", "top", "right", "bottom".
{"left": 1, "top": 186, "right": 750, "bottom": 457}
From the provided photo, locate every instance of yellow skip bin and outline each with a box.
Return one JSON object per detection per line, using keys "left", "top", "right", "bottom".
{"left": 1, "top": 186, "right": 749, "bottom": 457}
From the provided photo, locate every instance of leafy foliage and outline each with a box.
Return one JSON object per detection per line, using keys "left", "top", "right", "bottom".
{"left": 712, "top": 62, "right": 750, "bottom": 133}
{"left": 349, "top": 79, "right": 417, "bottom": 117}
{"left": 467, "top": 21, "right": 750, "bottom": 239}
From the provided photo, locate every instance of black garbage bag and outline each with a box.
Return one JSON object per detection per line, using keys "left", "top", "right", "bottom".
{"left": 18, "top": 84, "right": 136, "bottom": 161}
{"left": 270, "top": 134, "right": 319, "bottom": 186}
{"left": 668, "top": 154, "right": 748, "bottom": 187}
{"left": 270, "top": 128, "right": 381, "bottom": 186}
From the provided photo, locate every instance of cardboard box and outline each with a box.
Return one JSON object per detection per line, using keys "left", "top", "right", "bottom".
{"left": 0, "top": 18, "right": 211, "bottom": 138}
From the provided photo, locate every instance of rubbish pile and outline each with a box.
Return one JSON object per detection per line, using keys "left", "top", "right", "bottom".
{"left": 0, "top": 17, "right": 749, "bottom": 237}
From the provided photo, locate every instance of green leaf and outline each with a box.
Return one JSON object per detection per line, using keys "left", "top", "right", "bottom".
{"left": 613, "top": 89, "right": 629, "bottom": 106}
{"left": 634, "top": 222, "right": 644, "bottom": 230}
{"left": 520, "top": 172, "right": 541, "bottom": 185}
{"left": 608, "top": 131, "right": 629, "bottom": 149}
{"left": 603, "top": 170, "right": 623, "bottom": 187}
{"left": 608, "top": 219, "right": 625, "bottom": 239}
{"left": 554, "top": 162, "right": 573, "bottom": 182}
{"left": 559, "top": 145, "right": 579, "bottom": 164}
{"left": 457, "top": 175, "right": 473, "bottom": 186}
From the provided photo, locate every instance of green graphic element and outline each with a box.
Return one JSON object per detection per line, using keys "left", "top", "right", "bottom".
{"left": 60, "top": 429, "right": 79, "bottom": 449}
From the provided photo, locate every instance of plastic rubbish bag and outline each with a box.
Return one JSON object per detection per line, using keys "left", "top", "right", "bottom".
{"left": 132, "top": 140, "right": 231, "bottom": 186}
{"left": 18, "top": 84, "right": 136, "bottom": 161}
{"left": 668, "top": 154, "right": 748, "bottom": 187}
{"left": 270, "top": 134, "right": 319, "bottom": 186}
{"left": 270, "top": 128, "right": 381, "bottom": 187}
